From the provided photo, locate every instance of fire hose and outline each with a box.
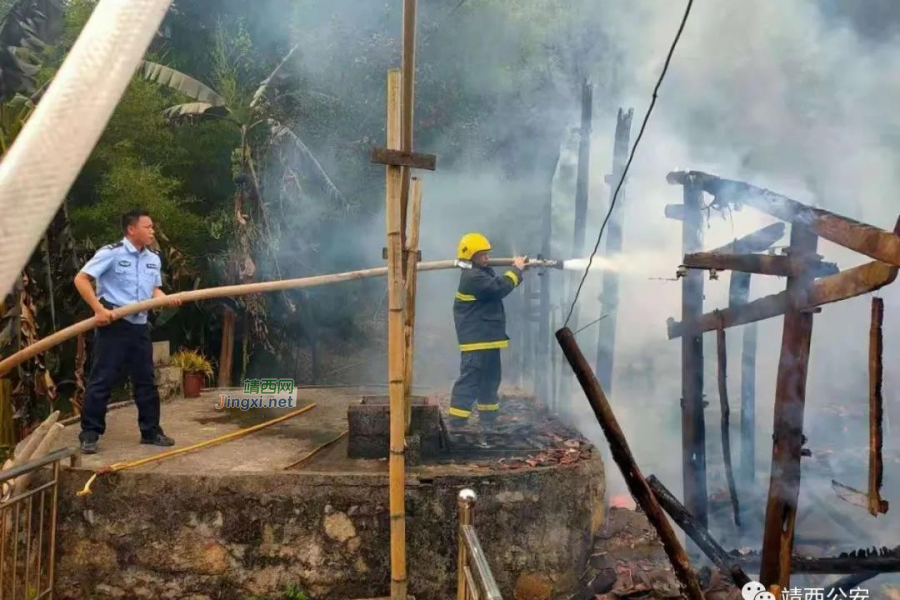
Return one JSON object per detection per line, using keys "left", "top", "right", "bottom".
{"left": 0, "top": 0, "right": 175, "bottom": 299}
{"left": 0, "top": 257, "right": 562, "bottom": 377}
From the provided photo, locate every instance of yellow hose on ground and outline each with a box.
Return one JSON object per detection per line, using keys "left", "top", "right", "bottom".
{"left": 283, "top": 429, "right": 348, "bottom": 470}
{"left": 76, "top": 403, "right": 316, "bottom": 496}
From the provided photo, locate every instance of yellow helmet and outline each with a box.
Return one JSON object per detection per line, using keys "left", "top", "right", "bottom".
{"left": 457, "top": 233, "right": 491, "bottom": 261}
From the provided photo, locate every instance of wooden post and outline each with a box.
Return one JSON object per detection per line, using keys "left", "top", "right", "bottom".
{"left": 715, "top": 323, "right": 740, "bottom": 527}
{"left": 536, "top": 176, "right": 553, "bottom": 403}
{"left": 730, "top": 272, "right": 758, "bottom": 495}
{"left": 561, "top": 80, "right": 592, "bottom": 415}
{"left": 555, "top": 327, "right": 705, "bottom": 600}
{"left": 595, "top": 107, "right": 633, "bottom": 392}
{"left": 218, "top": 309, "right": 235, "bottom": 387}
{"left": 868, "top": 297, "right": 888, "bottom": 516}
{"left": 681, "top": 177, "right": 708, "bottom": 530}
{"left": 522, "top": 276, "right": 533, "bottom": 388}
{"left": 403, "top": 177, "right": 423, "bottom": 428}
{"left": 384, "top": 68, "right": 408, "bottom": 600}
{"left": 759, "top": 225, "right": 818, "bottom": 589}
{"left": 399, "top": 0, "right": 417, "bottom": 256}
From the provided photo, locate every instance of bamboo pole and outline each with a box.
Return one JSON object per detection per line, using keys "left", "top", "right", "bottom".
{"left": 0, "top": 257, "right": 548, "bottom": 378}
{"left": 403, "top": 177, "right": 423, "bottom": 430}
{"left": 384, "top": 68, "right": 408, "bottom": 600}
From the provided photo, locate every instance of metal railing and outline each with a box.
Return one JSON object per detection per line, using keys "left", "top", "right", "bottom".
{"left": 0, "top": 446, "right": 78, "bottom": 600}
{"left": 457, "top": 489, "right": 502, "bottom": 600}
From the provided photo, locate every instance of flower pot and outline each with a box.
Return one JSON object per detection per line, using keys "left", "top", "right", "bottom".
{"left": 183, "top": 371, "right": 205, "bottom": 398}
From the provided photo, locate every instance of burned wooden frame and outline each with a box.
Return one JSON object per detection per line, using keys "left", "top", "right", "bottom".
{"left": 665, "top": 170, "right": 900, "bottom": 589}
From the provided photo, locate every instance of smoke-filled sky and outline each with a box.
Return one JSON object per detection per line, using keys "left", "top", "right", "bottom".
{"left": 270, "top": 0, "right": 900, "bottom": 556}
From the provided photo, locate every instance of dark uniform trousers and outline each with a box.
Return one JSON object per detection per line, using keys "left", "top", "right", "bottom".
{"left": 449, "top": 349, "right": 502, "bottom": 421}
{"left": 80, "top": 319, "right": 161, "bottom": 441}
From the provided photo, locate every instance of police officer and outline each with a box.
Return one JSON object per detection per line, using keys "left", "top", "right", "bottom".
{"left": 448, "top": 233, "right": 527, "bottom": 427}
{"left": 73, "top": 209, "right": 181, "bottom": 454}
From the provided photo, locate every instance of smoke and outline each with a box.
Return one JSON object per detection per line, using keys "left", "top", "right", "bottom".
{"left": 248, "top": 0, "right": 900, "bottom": 561}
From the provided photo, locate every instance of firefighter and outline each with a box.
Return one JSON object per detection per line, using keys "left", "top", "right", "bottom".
{"left": 448, "top": 233, "right": 526, "bottom": 426}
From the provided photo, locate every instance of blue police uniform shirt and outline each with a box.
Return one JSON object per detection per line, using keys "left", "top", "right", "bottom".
{"left": 80, "top": 238, "right": 162, "bottom": 325}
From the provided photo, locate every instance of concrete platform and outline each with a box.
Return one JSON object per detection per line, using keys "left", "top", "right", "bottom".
{"left": 56, "top": 386, "right": 367, "bottom": 474}
{"left": 51, "top": 386, "right": 606, "bottom": 600}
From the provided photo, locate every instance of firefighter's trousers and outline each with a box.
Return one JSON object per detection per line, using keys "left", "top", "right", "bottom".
{"left": 449, "top": 349, "right": 501, "bottom": 421}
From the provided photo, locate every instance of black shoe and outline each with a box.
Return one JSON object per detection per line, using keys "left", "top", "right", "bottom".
{"left": 80, "top": 437, "right": 99, "bottom": 454}
{"left": 140, "top": 432, "right": 175, "bottom": 447}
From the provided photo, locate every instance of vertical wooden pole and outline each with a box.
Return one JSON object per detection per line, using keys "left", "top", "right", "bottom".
{"left": 399, "top": 0, "right": 417, "bottom": 254}
{"left": 536, "top": 166, "right": 553, "bottom": 402}
{"left": 522, "top": 276, "right": 533, "bottom": 388}
{"left": 730, "top": 271, "right": 758, "bottom": 493}
{"left": 729, "top": 271, "right": 757, "bottom": 495}
{"left": 403, "top": 177, "right": 423, "bottom": 428}
{"left": 681, "top": 177, "right": 707, "bottom": 530}
{"left": 385, "top": 68, "right": 408, "bottom": 600}
{"left": 218, "top": 309, "right": 235, "bottom": 388}
{"left": 561, "top": 80, "right": 592, "bottom": 414}
{"left": 868, "top": 297, "right": 887, "bottom": 516}
{"left": 759, "top": 225, "right": 818, "bottom": 589}
{"left": 716, "top": 324, "right": 740, "bottom": 527}
{"left": 595, "top": 107, "right": 634, "bottom": 392}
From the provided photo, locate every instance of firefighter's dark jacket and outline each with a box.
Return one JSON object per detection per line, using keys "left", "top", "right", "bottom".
{"left": 453, "top": 263, "right": 523, "bottom": 351}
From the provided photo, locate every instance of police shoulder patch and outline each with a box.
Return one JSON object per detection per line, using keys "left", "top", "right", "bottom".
{"left": 102, "top": 241, "right": 124, "bottom": 250}
{"left": 148, "top": 247, "right": 161, "bottom": 256}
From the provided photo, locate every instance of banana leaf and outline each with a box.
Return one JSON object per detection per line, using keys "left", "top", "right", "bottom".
{"left": 268, "top": 119, "right": 345, "bottom": 204}
{"left": 139, "top": 60, "right": 226, "bottom": 107}
{"left": 162, "top": 101, "right": 231, "bottom": 121}
{"left": 0, "top": 0, "right": 63, "bottom": 101}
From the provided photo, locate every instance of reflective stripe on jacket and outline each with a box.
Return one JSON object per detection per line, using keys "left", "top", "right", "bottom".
{"left": 453, "top": 263, "right": 523, "bottom": 351}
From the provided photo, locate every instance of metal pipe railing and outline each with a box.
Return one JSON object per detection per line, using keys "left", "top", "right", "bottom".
{"left": 1, "top": 445, "right": 78, "bottom": 600}
{"left": 457, "top": 489, "right": 502, "bottom": 600}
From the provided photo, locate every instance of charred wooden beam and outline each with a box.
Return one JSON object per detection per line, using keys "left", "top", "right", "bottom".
{"left": 668, "top": 261, "right": 898, "bottom": 339}
{"left": 595, "top": 106, "right": 634, "bottom": 395}
{"left": 646, "top": 474, "right": 751, "bottom": 588}
{"left": 832, "top": 479, "right": 871, "bottom": 511}
{"left": 682, "top": 252, "right": 839, "bottom": 278}
{"left": 667, "top": 170, "right": 900, "bottom": 268}
{"left": 715, "top": 326, "right": 740, "bottom": 527}
{"left": 869, "top": 297, "right": 889, "bottom": 516}
{"left": 711, "top": 222, "right": 785, "bottom": 254}
{"left": 555, "top": 328, "right": 705, "bottom": 600}
{"left": 759, "top": 225, "right": 818, "bottom": 589}
{"left": 681, "top": 179, "right": 708, "bottom": 533}
{"left": 737, "top": 547, "right": 900, "bottom": 574}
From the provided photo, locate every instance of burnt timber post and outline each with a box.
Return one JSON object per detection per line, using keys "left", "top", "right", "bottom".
{"left": 594, "top": 107, "right": 633, "bottom": 392}
{"left": 679, "top": 175, "right": 708, "bottom": 531}
{"left": 561, "top": 79, "right": 592, "bottom": 415}
{"left": 536, "top": 155, "right": 554, "bottom": 404}
{"left": 759, "top": 225, "right": 818, "bottom": 589}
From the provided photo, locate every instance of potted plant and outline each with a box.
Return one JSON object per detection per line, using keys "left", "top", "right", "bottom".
{"left": 170, "top": 349, "right": 214, "bottom": 398}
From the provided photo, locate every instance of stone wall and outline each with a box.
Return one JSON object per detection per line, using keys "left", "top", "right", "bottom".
{"left": 55, "top": 456, "right": 604, "bottom": 600}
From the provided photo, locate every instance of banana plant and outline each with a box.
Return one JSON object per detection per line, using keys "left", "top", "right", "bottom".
{"left": 139, "top": 34, "right": 346, "bottom": 386}
{"left": 0, "top": 0, "right": 64, "bottom": 443}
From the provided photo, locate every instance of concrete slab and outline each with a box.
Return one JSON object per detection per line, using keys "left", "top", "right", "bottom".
{"left": 54, "top": 386, "right": 374, "bottom": 474}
